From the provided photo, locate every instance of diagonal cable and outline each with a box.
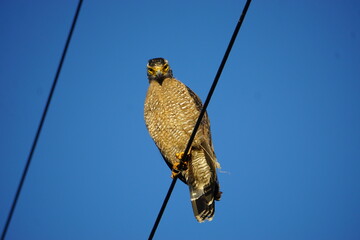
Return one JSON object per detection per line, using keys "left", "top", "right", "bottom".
{"left": 1, "top": 1, "right": 83, "bottom": 239}
{"left": 148, "top": 0, "right": 252, "bottom": 239}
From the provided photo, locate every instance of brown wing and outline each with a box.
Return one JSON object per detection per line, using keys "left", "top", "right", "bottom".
{"left": 185, "top": 86, "right": 216, "bottom": 159}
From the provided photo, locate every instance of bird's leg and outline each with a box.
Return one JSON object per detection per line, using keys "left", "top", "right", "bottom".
{"left": 171, "top": 150, "right": 191, "bottom": 178}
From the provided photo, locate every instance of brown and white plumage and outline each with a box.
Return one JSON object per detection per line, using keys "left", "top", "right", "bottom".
{"left": 144, "top": 58, "right": 221, "bottom": 222}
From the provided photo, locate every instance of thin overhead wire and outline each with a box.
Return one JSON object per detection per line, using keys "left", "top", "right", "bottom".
{"left": 148, "top": 0, "right": 252, "bottom": 239}
{"left": 0, "top": 1, "right": 83, "bottom": 239}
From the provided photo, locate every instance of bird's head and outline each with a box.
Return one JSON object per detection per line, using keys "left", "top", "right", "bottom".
{"left": 147, "top": 58, "right": 173, "bottom": 83}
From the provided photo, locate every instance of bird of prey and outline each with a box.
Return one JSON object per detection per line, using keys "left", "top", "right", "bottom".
{"left": 144, "top": 57, "right": 221, "bottom": 222}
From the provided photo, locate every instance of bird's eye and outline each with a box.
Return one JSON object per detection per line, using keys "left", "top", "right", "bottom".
{"left": 163, "top": 64, "right": 169, "bottom": 72}
{"left": 148, "top": 68, "right": 155, "bottom": 75}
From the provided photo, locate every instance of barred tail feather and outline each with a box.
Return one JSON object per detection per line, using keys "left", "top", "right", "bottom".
{"left": 190, "top": 184, "right": 216, "bottom": 222}
{"left": 187, "top": 146, "right": 222, "bottom": 222}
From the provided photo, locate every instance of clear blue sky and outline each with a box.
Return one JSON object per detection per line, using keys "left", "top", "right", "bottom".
{"left": 1, "top": 0, "right": 360, "bottom": 239}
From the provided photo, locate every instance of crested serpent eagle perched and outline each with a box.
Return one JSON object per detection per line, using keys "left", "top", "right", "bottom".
{"left": 144, "top": 57, "right": 222, "bottom": 222}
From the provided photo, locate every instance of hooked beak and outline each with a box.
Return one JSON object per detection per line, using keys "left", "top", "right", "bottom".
{"left": 156, "top": 70, "right": 164, "bottom": 78}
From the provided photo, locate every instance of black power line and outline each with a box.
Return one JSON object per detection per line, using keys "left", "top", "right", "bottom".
{"left": 148, "top": 0, "right": 252, "bottom": 239}
{"left": 0, "top": 1, "right": 83, "bottom": 239}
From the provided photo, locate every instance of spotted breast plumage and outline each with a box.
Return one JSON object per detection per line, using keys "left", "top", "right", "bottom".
{"left": 144, "top": 57, "right": 221, "bottom": 222}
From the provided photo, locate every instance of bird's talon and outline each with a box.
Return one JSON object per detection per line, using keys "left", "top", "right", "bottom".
{"left": 171, "top": 169, "right": 180, "bottom": 178}
{"left": 171, "top": 162, "right": 181, "bottom": 178}
{"left": 171, "top": 160, "right": 188, "bottom": 178}
{"left": 176, "top": 152, "right": 185, "bottom": 160}
{"left": 172, "top": 162, "right": 181, "bottom": 171}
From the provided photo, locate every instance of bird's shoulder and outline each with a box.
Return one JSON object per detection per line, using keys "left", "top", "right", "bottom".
{"left": 165, "top": 78, "right": 203, "bottom": 108}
